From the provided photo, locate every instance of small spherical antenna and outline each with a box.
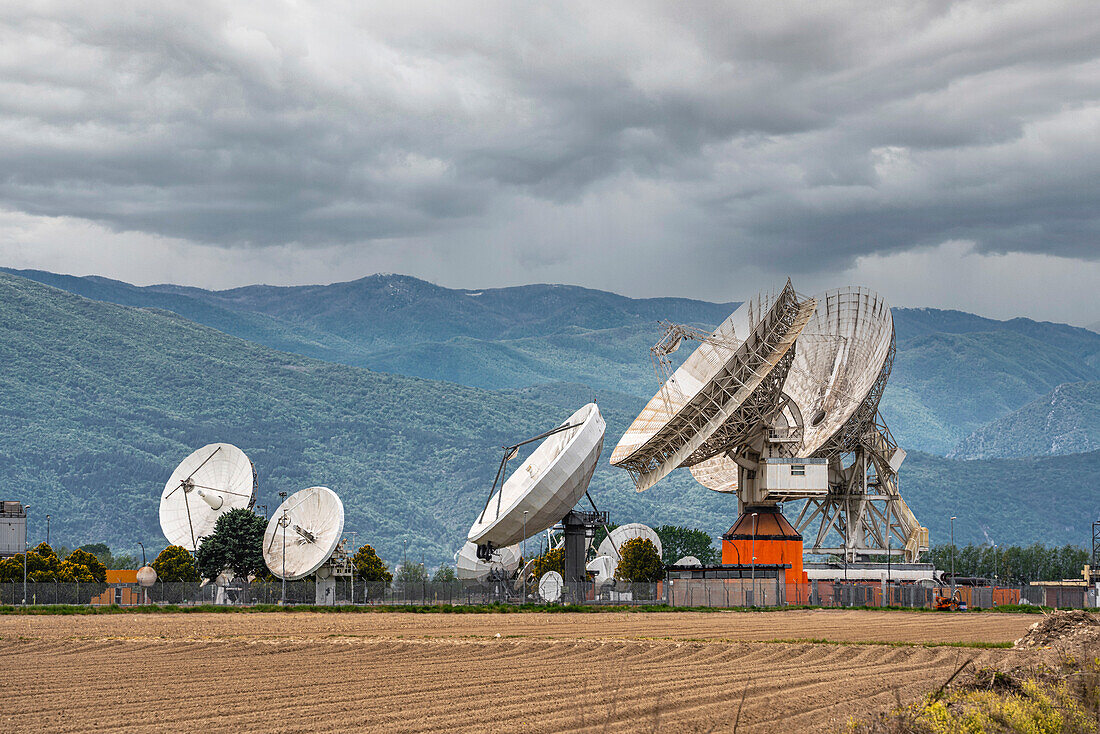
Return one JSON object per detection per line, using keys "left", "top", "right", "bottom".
{"left": 538, "top": 571, "right": 563, "bottom": 603}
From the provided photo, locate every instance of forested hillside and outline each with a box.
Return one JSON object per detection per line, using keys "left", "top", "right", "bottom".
{"left": 8, "top": 268, "right": 1100, "bottom": 457}
{"left": 0, "top": 272, "right": 738, "bottom": 565}
{"left": 3, "top": 270, "right": 1099, "bottom": 563}
{"left": 951, "top": 382, "right": 1100, "bottom": 459}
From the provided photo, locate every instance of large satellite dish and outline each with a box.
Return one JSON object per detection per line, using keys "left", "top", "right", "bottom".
{"left": 159, "top": 443, "right": 257, "bottom": 551}
{"left": 263, "top": 487, "right": 345, "bottom": 580}
{"left": 687, "top": 287, "right": 895, "bottom": 493}
{"left": 784, "top": 286, "right": 894, "bottom": 455}
{"left": 597, "top": 523, "right": 663, "bottom": 565}
{"left": 610, "top": 282, "right": 816, "bottom": 491}
{"left": 469, "top": 403, "right": 605, "bottom": 548}
{"left": 455, "top": 541, "right": 521, "bottom": 581}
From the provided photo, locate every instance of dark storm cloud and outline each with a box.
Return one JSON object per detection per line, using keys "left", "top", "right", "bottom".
{"left": 2, "top": 1, "right": 1099, "bottom": 274}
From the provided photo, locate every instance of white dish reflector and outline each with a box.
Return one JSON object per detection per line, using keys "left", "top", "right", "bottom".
{"left": 263, "top": 487, "right": 345, "bottom": 580}
{"left": 610, "top": 283, "right": 815, "bottom": 491}
{"left": 586, "top": 555, "right": 615, "bottom": 585}
{"left": 538, "top": 571, "right": 564, "bottom": 602}
{"left": 597, "top": 523, "right": 663, "bottom": 566}
{"left": 159, "top": 443, "right": 257, "bottom": 551}
{"left": 784, "top": 287, "right": 894, "bottom": 454}
{"left": 455, "top": 541, "right": 521, "bottom": 581}
{"left": 469, "top": 403, "right": 605, "bottom": 547}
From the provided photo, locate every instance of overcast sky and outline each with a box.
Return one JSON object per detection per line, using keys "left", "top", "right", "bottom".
{"left": 1, "top": 1, "right": 1098, "bottom": 325}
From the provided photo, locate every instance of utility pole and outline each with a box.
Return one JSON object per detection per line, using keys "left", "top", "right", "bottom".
{"left": 950, "top": 516, "right": 957, "bottom": 596}
{"left": 279, "top": 491, "right": 288, "bottom": 605}
{"left": 22, "top": 504, "right": 31, "bottom": 605}
{"left": 46, "top": 514, "right": 50, "bottom": 546}
{"left": 750, "top": 512, "right": 758, "bottom": 607}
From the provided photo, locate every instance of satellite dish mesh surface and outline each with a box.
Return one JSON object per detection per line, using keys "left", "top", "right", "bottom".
{"left": 610, "top": 281, "right": 816, "bottom": 491}
{"left": 159, "top": 443, "right": 257, "bottom": 551}
{"left": 785, "top": 286, "right": 894, "bottom": 455}
{"left": 469, "top": 403, "right": 605, "bottom": 547}
{"left": 263, "top": 487, "right": 345, "bottom": 580}
{"left": 597, "top": 523, "right": 663, "bottom": 565}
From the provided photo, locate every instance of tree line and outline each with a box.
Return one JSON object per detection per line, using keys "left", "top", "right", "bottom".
{"left": 925, "top": 543, "right": 1090, "bottom": 584}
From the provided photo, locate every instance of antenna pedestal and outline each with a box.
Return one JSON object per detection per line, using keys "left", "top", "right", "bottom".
{"left": 563, "top": 510, "right": 607, "bottom": 585}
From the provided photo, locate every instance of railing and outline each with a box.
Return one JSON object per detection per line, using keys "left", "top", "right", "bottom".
{"left": 0, "top": 580, "right": 1093, "bottom": 609}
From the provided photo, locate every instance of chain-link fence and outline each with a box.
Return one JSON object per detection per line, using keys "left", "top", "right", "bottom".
{"left": 1, "top": 579, "right": 1094, "bottom": 609}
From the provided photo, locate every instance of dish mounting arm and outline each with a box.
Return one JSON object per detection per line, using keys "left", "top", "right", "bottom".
{"left": 477, "top": 422, "right": 582, "bottom": 526}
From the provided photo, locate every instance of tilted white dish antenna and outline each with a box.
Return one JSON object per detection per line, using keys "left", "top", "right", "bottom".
{"left": 687, "top": 287, "right": 895, "bottom": 493}
{"left": 784, "top": 286, "right": 894, "bottom": 455}
{"left": 538, "top": 571, "right": 564, "bottom": 602}
{"left": 585, "top": 555, "right": 615, "bottom": 585}
{"left": 597, "top": 523, "right": 663, "bottom": 566}
{"left": 610, "top": 282, "right": 816, "bottom": 491}
{"left": 159, "top": 443, "right": 257, "bottom": 551}
{"left": 673, "top": 555, "right": 702, "bottom": 567}
{"left": 469, "top": 403, "right": 605, "bottom": 548}
{"left": 455, "top": 541, "right": 521, "bottom": 581}
{"left": 263, "top": 487, "right": 345, "bottom": 581}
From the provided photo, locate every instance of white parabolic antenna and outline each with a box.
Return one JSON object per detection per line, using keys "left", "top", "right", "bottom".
{"left": 610, "top": 282, "right": 816, "bottom": 491}
{"left": 469, "top": 403, "right": 605, "bottom": 548}
{"left": 586, "top": 555, "right": 615, "bottom": 585}
{"left": 597, "top": 523, "right": 663, "bottom": 565}
{"left": 159, "top": 443, "right": 257, "bottom": 551}
{"left": 263, "top": 487, "right": 345, "bottom": 581}
{"left": 456, "top": 541, "right": 521, "bottom": 581}
{"left": 688, "top": 286, "right": 895, "bottom": 493}
{"left": 538, "top": 571, "right": 563, "bottom": 602}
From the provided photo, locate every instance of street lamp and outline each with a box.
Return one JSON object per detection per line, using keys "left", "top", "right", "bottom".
{"left": 950, "top": 516, "right": 957, "bottom": 595}
{"left": 750, "top": 512, "right": 758, "bottom": 607}
{"left": 279, "top": 491, "right": 288, "bottom": 605}
{"left": 22, "top": 504, "right": 31, "bottom": 605}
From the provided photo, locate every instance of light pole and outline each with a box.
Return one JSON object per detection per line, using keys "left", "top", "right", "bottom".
{"left": 22, "top": 504, "right": 31, "bottom": 605}
{"left": 750, "top": 512, "right": 758, "bottom": 607}
{"left": 887, "top": 536, "right": 892, "bottom": 607}
{"left": 46, "top": 514, "right": 50, "bottom": 546}
{"left": 950, "top": 516, "right": 957, "bottom": 596}
{"left": 522, "top": 510, "right": 529, "bottom": 603}
{"left": 279, "top": 491, "right": 288, "bottom": 605}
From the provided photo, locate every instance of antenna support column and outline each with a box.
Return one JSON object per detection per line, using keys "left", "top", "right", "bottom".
{"left": 562, "top": 510, "right": 606, "bottom": 585}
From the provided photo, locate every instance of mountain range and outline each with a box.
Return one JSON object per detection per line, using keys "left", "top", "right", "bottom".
{"left": 2, "top": 267, "right": 1099, "bottom": 563}
{"left": 8, "top": 267, "right": 1100, "bottom": 457}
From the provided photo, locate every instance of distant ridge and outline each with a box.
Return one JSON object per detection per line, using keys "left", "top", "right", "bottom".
{"left": 5, "top": 267, "right": 1100, "bottom": 457}
{"left": 950, "top": 381, "right": 1100, "bottom": 459}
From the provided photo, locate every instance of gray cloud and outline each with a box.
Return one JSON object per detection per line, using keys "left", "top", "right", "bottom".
{"left": 1, "top": 1, "right": 1099, "bottom": 317}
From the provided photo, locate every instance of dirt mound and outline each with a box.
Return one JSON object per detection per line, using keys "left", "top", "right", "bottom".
{"left": 1015, "top": 609, "right": 1100, "bottom": 648}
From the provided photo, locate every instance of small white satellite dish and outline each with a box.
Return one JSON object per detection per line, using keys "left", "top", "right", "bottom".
{"left": 673, "top": 555, "right": 702, "bottom": 567}
{"left": 585, "top": 555, "right": 615, "bottom": 585}
{"left": 455, "top": 541, "right": 521, "bottom": 581}
{"left": 469, "top": 403, "right": 605, "bottom": 548}
{"left": 159, "top": 443, "right": 257, "bottom": 551}
{"left": 263, "top": 487, "right": 345, "bottom": 581}
{"left": 538, "top": 571, "right": 563, "bottom": 603}
{"left": 597, "top": 523, "right": 663, "bottom": 565}
{"left": 136, "top": 566, "right": 157, "bottom": 587}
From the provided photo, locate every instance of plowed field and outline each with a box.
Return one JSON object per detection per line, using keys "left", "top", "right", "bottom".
{"left": 0, "top": 610, "right": 1043, "bottom": 733}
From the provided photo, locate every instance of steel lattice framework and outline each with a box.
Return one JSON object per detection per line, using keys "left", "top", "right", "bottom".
{"left": 612, "top": 281, "right": 817, "bottom": 492}
{"left": 793, "top": 335, "right": 928, "bottom": 561}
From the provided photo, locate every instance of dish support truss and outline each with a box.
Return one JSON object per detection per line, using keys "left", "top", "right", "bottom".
{"left": 617, "top": 281, "right": 817, "bottom": 492}
{"left": 792, "top": 339, "right": 929, "bottom": 562}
